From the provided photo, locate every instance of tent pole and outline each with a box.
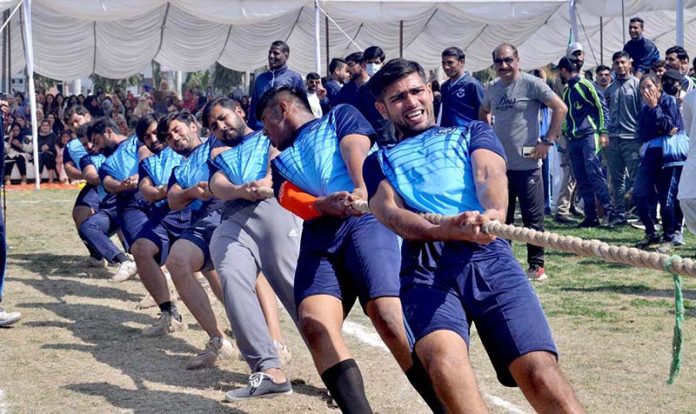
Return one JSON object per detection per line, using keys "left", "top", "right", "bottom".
{"left": 569, "top": 0, "right": 578, "bottom": 43}
{"left": 2, "top": 10, "right": 7, "bottom": 92}
{"left": 399, "top": 20, "right": 404, "bottom": 57}
{"left": 599, "top": 17, "right": 603, "bottom": 65}
{"left": 314, "top": 0, "right": 321, "bottom": 74}
{"left": 6, "top": 10, "right": 10, "bottom": 94}
{"left": 175, "top": 70, "right": 182, "bottom": 98}
{"left": 621, "top": 0, "right": 625, "bottom": 45}
{"left": 677, "top": 0, "right": 684, "bottom": 46}
{"left": 325, "top": 16, "right": 329, "bottom": 76}
{"left": 20, "top": 0, "right": 39, "bottom": 190}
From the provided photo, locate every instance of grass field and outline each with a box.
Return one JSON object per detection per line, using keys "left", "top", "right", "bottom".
{"left": 1, "top": 188, "right": 696, "bottom": 413}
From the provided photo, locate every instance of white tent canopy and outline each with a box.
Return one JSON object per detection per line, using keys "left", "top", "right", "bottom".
{"left": 0, "top": 0, "right": 694, "bottom": 80}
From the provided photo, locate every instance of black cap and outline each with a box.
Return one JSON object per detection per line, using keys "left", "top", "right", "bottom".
{"left": 557, "top": 55, "right": 580, "bottom": 72}
{"left": 662, "top": 68, "right": 683, "bottom": 82}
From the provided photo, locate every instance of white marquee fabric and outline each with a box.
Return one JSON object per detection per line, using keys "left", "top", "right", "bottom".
{"left": 0, "top": 0, "right": 694, "bottom": 80}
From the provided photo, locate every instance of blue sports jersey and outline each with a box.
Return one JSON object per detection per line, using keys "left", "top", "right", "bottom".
{"left": 79, "top": 153, "right": 108, "bottom": 201}
{"left": 64, "top": 138, "right": 88, "bottom": 171}
{"left": 139, "top": 147, "right": 183, "bottom": 209}
{"left": 272, "top": 105, "right": 376, "bottom": 196}
{"left": 211, "top": 130, "right": 269, "bottom": 185}
{"left": 364, "top": 122, "right": 506, "bottom": 216}
{"left": 99, "top": 135, "right": 140, "bottom": 183}
{"left": 169, "top": 138, "right": 219, "bottom": 216}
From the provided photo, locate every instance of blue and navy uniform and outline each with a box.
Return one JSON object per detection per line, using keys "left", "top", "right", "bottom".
{"left": 77, "top": 153, "right": 125, "bottom": 263}
{"left": 271, "top": 104, "right": 401, "bottom": 311}
{"left": 335, "top": 82, "right": 396, "bottom": 147}
{"left": 65, "top": 138, "right": 101, "bottom": 211}
{"left": 135, "top": 147, "right": 189, "bottom": 265}
{"left": 169, "top": 138, "right": 222, "bottom": 271}
{"left": 439, "top": 72, "right": 484, "bottom": 127}
{"left": 363, "top": 122, "right": 557, "bottom": 387}
{"left": 99, "top": 135, "right": 150, "bottom": 248}
{"left": 325, "top": 78, "right": 343, "bottom": 107}
{"left": 248, "top": 65, "right": 305, "bottom": 130}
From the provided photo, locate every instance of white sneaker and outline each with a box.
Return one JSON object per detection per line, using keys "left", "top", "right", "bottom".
{"left": 0, "top": 307, "right": 22, "bottom": 327}
{"left": 111, "top": 260, "right": 138, "bottom": 283}
{"left": 186, "top": 336, "right": 239, "bottom": 370}
{"left": 142, "top": 312, "right": 186, "bottom": 337}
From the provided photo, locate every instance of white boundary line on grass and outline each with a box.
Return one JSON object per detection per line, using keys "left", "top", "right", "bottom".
{"left": 342, "top": 320, "right": 529, "bottom": 414}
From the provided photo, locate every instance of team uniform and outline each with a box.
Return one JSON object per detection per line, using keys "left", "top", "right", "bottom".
{"left": 168, "top": 138, "right": 222, "bottom": 271}
{"left": 439, "top": 72, "right": 485, "bottom": 127}
{"left": 64, "top": 138, "right": 100, "bottom": 211}
{"left": 363, "top": 122, "right": 557, "bottom": 386}
{"left": 271, "top": 104, "right": 401, "bottom": 311}
{"left": 209, "top": 130, "right": 301, "bottom": 373}
{"left": 135, "top": 147, "right": 189, "bottom": 265}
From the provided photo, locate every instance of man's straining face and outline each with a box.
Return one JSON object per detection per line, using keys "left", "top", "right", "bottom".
{"left": 143, "top": 121, "right": 165, "bottom": 154}
{"left": 261, "top": 97, "right": 294, "bottom": 151}
{"left": 67, "top": 112, "right": 92, "bottom": 132}
{"left": 376, "top": 72, "right": 434, "bottom": 137}
{"left": 208, "top": 104, "right": 248, "bottom": 145}
{"left": 166, "top": 119, "right": 199, "bottom": 156}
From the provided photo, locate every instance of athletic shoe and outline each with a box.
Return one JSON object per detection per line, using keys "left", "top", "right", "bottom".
{"left": 526, "top": 266, "right": 548, "bottom": 282}
{"left": 554, "top": 214, "right": 574, "bottom": 224}
{"left": 88, "top": 257, "right": 108, "bottom": 268}
{"left": 604, "top": 214, "right": 627, "bottom": 227}
{"left": 672, "top": 231, "right": 685, "bottom": 246}
{"left": 274, "top": 340, "right": 292, "bottom": 366}
{"left": 577, "top": 218, "right": 600, "bottom": 228}
{"left": 225, "top": 373, "right": 293, "bottom": 401}
{"left": 186, "top": 336, "right": 239, "bottom": 370}
{"left": 570, "top": 205, "right": 584, "bottom": 217}
{"left": 142, "top": 311, "right": 186, "bottom": 337}
{"left": 656, "top": 241, "right": 675, "bottom": 254}
{"left": 111, "top": 260, "right": 138, "bottom": 283}
{"left": 635, "top": 233, "right": 662, "bottom": 250}
{"left": 0, "top": 306, "right": 22, "bottom": 327}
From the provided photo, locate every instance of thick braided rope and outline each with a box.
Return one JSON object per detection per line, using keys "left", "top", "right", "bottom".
{"left": 352, "top": 200, "right": 696, "bottom": 277}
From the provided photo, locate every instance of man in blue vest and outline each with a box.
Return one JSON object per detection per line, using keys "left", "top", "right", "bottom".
{"left": 365, "top": 58, "right": 584, "bottom": 413}
{"left": 0, "top": 97, "right": 22, "bottom": 326}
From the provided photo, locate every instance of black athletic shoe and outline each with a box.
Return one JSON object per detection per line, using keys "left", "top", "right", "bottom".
{"left": 577, "top": 218, "right": 600, "bottom": 228}
{"left": 635, "top": 233, "right": 661, "bottom": 249}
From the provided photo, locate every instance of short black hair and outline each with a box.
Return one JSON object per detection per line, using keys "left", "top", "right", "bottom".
{"left": 363, "top": 46, "right": 386, "bottom": 63}
{"left": 368, "top": 58, "right": 426, "bottom": 101}
{"left": 329, "top": 58, "right": 346, "bottom": 74}
{"left": 492, "top": 43, "right": 519, "bottom": 60}
{"left": 666, "top": 46, "right": 689, "bottom": 61}
{"left": 306, "top": 72, "right": 321, "bottom": 81}
{"left": 87, "top": 117, "right": 120, "bottom": 140}
{"left": 64, "top": 105, "right": 89, "bottom": 124}
{"left": 201, "top": 97, "right": 241, "bottom": 129}
{"left": 557, "top": 55, "right": 581, "bottom": 73}
{"left": 596, "top": 65, "right": 611, "bottom": 74}
{"left": 345, "top": 52, "right": 364, "bottom": 65}
{"left": 255, "top": 86, "right": 312, "bottom": 122}
{"left": 270, "top": 40, "right": 290, "bottom": 54}
{"left": 652, "top": 59, "right": 667, "bottom": 71}
{"left": 165, "top": 110, "right": 197, "bottom": 130}
{"left": 135, "top": 113, "right": 161, "bottom": 142}
{"left": 611, "top": 50, "right": 631, "bottom": 62}
{"left": 629, "top": 17, "right": 644, "bottom": 27}
{"left": 442, "top": 47, "right": 465, "bottom": 61}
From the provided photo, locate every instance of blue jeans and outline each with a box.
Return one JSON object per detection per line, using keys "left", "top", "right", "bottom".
{"left": 634, "top": 147, "right": 684, "bottom": 239}
{"left": 568, "top": 135, "right": 614, "bottom": 221}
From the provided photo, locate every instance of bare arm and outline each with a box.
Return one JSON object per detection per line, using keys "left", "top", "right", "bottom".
{"left": 339, "top": 133, "right": 371, "bottom": 202}
{"left": 167, "top": 181, "right": 211, "bottom": 211}
{"left": 103, "top": 174, "right": 138, "bottom": 193}
{"left": 209, "top": 170, "right": 253, "bottom": 201}
{"left": 471, "top": 148, "right": 508, "bottom": 222}
{"left": 64, "top": 161, "right": 83, "bottom": 180}
{"left": 478, "top": 102, "right": 492, "bottom": 125}
{"left": 543, "top": 94, "right": 567, "bottom": 142}
{"left": 139, "top": 175, "right": 167, "bottom": 203}
{"left": 81, "top": 164, "right": 101, "bottom": 186}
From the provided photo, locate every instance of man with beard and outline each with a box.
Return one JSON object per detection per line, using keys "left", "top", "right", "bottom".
{"left": 595, "top": 65, "right": 613, "bottom": 92}
{"left": 604, "top": 51, "right": 642, "bottom": 224}
{"left": 439, "top": 46, "right": 484, "bottom": 127}
{"left": 364, "top": 58, "right": 585, "bottom": 414}
{"left": 247, "top": 40, "right": 305, "bottom": 130}
{"left": 258, "top": 86, "right": 444, "bottom": 413}
{"left": 623, "top": 17, "right": 660, "bottom": 78}
{"left": 479, "top": 43, "right": 568, "bottom": 281}
{"left": 203, "top": 97, "right": 300, "bottom": 399}
{"left": 567, "top": 42, "right": 585, "bottom": 70}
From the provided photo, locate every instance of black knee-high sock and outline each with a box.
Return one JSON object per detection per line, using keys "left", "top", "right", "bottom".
{"left": 158, "top": 301, "right": 181, "bottom": 321}
{"left": 320, "top": 359, "right": 373, "bottom": 414}
{"left": 406, "top": 352, "right": 446, "bottom": 414}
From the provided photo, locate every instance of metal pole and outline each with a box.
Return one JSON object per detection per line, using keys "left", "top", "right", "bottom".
{"left": 677, "top": 0, "right": 685, "bottom": 47}
{"left": 2, "top": 10, "right": 7, "bottom": 92}
{"left": 599, "top": 17, "right": 603, "bottom": 65}
{"left": 7, "top": 10, "right": 11, "bottom": 94}
{"left": 621, "top": 0, "right": 626, "bottom": 45}
{"left": 314, "top": 0, "right": 321, "bottom": 74}
{"left": 399, "top": 20, "right": 404, "bottom": 57}
{"left": 325, "top": 16, "right": 329, "bottom": 77}
{"left": 20, "top": 0, "right": 39, "bottom": 189}
{"left": 569, "top": 0, "right": 579, "bottom": 43}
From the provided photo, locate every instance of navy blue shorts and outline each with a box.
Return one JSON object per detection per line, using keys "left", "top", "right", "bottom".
{"left": 74, "top": 184, "right": 101, "bottom": 211}
{"left": 136, "top": 209, "right": 191, "bottom": 265}
{"left": 294, "top": 214, "right": 401, "bottom": 313}
{"left": 401, "top": 239, "right": 557, "bottom": 387}
{"left": 179, "top": 209, "right": 221, "bottom": 272}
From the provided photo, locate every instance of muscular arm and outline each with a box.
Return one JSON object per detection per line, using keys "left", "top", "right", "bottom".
{"left": 339, "top": 133, "right": 372, "bottom": 197}
{"left": 64, "top": 161, "right": 83, "bottom": 180}
{"left": 471, "top": 148, "right": 508, "bottom": 222}
{"left": 81, "top": 164, "right": 101, "bottom": 186}
{"left": 478, "top": 102, "right": 492, "bottom": 125}
{"left": 168, "top": 181, "right": 210, "bottom": 211}
{"left": 103, "top": 174, "right": 138, "bottom": 193}
{"left": 139, "top": 176, "right": 166, "bottom": 203}
{"left": 544, "top": 94, "right": 567, "bottom": 142}
{"left": 209, "top": 171, "right": 249, "bottom": 201}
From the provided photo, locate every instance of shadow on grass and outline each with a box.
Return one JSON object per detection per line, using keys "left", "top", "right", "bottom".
{"left": 65, "top": 382, "right": 249, "bottom": 414}
{"left": 9, "top": 253, "right": 114, "bottom": 280}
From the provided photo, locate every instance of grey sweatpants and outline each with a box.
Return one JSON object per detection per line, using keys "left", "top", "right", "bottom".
{"left": 210, "top": 198, "right": 302, "bottom": 373}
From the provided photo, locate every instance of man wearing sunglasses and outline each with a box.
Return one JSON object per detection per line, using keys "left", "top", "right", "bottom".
{"left": 479, "top": 43, "right": 567, "bottom": 282}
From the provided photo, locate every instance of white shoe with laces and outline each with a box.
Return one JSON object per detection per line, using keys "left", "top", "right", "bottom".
{"left": 0, "top": 306, "right": 22, "bottom": 327}
{"left": 186, "top": 336, "right": 239, "bottom": 370}
{"left": 111, "top": 260, "right": 138, "bottom": 282}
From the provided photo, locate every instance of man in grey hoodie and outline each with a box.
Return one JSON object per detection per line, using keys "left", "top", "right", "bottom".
{"left": 604, "top": 50, "right": 643, "bottom": 223}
